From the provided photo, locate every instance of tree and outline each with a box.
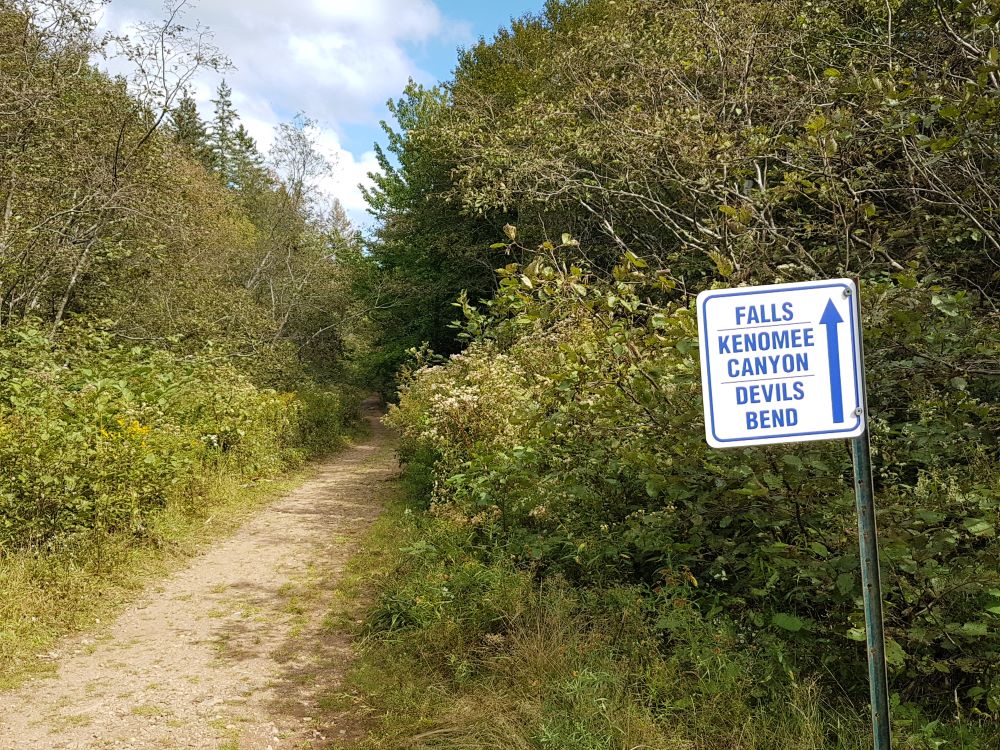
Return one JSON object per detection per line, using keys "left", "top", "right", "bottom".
{"left": 208, "top": 80, "right": 238, "bottom": 184}
{"left": 0, "top": 0, "right": 234, "bottom": 332}
{"left": 0, "top": 3, "right": 364, "bottom": 385}
{"left": 439, "top": 0, "right": 1000, "bottom": 303}
{"left": 111, "top": 0, "right": 230, "bottom": 157}
{"left": 269, "top": 114, "right": 331, "bottom": 216}
{"left": 359, "top": 82, "right": 502, "bottom": 390}
{"left": 170, "top": 90, "right": 211, "bottom": 165}
{"left": 229, "top": 124, "right": 265, "bottom": 192}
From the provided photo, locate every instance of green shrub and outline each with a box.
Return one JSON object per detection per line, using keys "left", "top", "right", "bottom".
{"left": 355, "top": 478, "right": 999, "bottom": 750}
{"left": 295, "top": 380, "right": 364, "bottom": 456}
{"left": 0, "top": 320, "right": 352, "bottom": 551}
{"left": 355, "top": 502, "right": 875, "bottom": 750}
{"left": 385, "top": 258, "right": 1000, "bottom": 723}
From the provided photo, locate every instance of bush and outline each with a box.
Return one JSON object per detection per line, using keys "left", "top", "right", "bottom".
{"left": 384, "top": 258, "right": 1000, "bottom": 724}
{"left": 0, "top": 320, "right": 352, "bottom": 551}
{"left": 356, "top": 500, "right": 874, "bottom": 750}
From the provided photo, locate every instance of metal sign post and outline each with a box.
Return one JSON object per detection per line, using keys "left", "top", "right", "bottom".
{"left": 852, "top": 426, "right": 892, "bottom": 750}
{"left": 697, "top": 278, "right": 892, "bottom": 750}
{"left": 849, "top": 296, "right": 892, "bottom": 750}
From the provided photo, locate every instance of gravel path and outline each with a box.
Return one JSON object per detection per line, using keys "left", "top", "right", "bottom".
{"left": 0, "top": 401, "right": 396, "bottom": 750}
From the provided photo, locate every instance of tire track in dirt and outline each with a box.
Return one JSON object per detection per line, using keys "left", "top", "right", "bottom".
{"left": 0, "top": 399, "right": 396, "bottom": 750}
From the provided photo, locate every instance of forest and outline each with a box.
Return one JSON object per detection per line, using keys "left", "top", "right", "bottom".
{"left": 0, "top": 0, "right": 365, "bottom": 679}
{"left": 2, "top": 0, "right": 1000, "bottom": 748}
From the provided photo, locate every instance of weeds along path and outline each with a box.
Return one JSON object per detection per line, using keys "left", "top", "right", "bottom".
{"left": 0, "top": 399, "right": 397, "bottom": 750}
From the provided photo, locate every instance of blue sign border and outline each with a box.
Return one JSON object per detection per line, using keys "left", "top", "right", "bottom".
{"left": 700, "top": 282, "right": 862, "bottom": 445}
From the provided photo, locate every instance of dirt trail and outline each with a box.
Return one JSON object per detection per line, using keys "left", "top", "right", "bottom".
{"left": 0, "top": 400, "right": 397, "bottom": 750}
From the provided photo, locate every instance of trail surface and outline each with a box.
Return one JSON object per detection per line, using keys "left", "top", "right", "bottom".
{"left": 0, "top": 401, "right": 396, "bottom": 750}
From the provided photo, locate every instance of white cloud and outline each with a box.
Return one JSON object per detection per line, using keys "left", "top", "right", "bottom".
{"left": 94, "top": 0, "right": 467, "bottom": 226}
{"left": 310, "top": 125, "right": 380, "bottom": 222}
{"left": 99, "top": 0, "right": 453, "bottom": 122}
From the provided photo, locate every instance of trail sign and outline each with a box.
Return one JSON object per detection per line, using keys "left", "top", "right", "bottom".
{"left": 697, "top": 278, "right": 892, "bottom": 750}
{"left": 696, "top": 278, "right": 866, "bottom": 448}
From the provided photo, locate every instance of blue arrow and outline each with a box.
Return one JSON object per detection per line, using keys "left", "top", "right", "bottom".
{"left": 820, "top": 299, "right": 845, "bottom": 423}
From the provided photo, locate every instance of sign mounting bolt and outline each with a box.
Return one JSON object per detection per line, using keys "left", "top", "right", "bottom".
{"left": 855, "top": 407, "right": 864, "bottom": 416}
{"left": 843, "top": 288, "right": 852, "bottom": 298}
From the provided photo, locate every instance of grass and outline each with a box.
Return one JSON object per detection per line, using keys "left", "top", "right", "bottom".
{"left": 329, "top": 481, "right": 1000, "bottom": 750}
{"left": 130, "top": 703, "right": 171, "bottom": 717}
{"left": 44, "top": 711, "right": 94, "bottom": 731}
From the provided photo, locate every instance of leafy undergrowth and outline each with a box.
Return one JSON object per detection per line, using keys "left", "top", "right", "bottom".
{"left": 342, "top": 254, "right": 1000, "bottom": 749}
{"left": 337, "top": 485, "right": 1000, "bottom": 749}
{"left": 0, "top": 320, "right": 363, "bottom": 685}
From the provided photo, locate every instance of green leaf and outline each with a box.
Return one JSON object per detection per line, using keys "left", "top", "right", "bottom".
{"left": 781, "top": 454, "right": 804, "bottom": 469}
{"left": 805, "top": 113, "right": 828, "bottom": 133}
{"left": 884, "top": 639, "right": 906, "bottom": 667}
{"left": 939, "top": 103, "right": 960, "bottom": 119}
{"left": 836, "top": 572, "right": 855, "bottom": 595}
{"left": 964, "top": 519, "right": 995, "bottom": 537}
{"left": 772, "top": 613, "right": 806, "bottom": 632}
{"left": 809, "top": 542, "right": 830, "bottom": 557}
{"left": 624, "top": 250, "right": 647, "bottom": 268}
{"left": 960, "top": 622, "right": 989, "bottom": 637}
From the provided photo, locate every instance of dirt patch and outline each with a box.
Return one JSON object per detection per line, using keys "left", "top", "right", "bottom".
{"left": 0, "top": 400, "right": 397, "bottom": 750}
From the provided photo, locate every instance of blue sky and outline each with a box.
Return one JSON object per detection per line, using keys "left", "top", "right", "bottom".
{"left": 336, "top": 0, "right": 536, "bottom": 159}
{"left": 99, "top": 0, "right": 541, "bottom": 227}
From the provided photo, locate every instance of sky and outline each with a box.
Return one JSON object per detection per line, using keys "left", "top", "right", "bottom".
{"left": 96, "top": 0, "right": 540, "bottom": 228}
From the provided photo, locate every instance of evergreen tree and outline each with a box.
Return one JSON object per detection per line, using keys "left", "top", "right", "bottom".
{"left": 328, "top": 198, "right": 352, "bottom": 242}
{"left": 233, "top": 125, "right": 260, "bottom": 164}
{"left": 359, "top": 83, "right": 499, "bottom": 387}
{"left": 231, "top": 124, "right": 265, "bottom": 192}
{"left": 170, "top": 90, "right": 211, "bottom": 166}
{"left": 208, "top": 80, "right": 237, "bottom": 183}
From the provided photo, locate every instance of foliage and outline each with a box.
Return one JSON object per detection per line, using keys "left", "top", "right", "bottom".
{"left": 356, "top": 83, "right": 503, "bottom": 393}
{"left": 371, "top": 0, "right": 1000, "bottom": 736}
{"left": 385, "top": 251, "right": 1000, "bottom": 731}
{"left": 0, "top": 320, "right": 356, "bottom": 551}
{"left": 347, "top": 487, "right": 997, "bottom": 750}
{"left": 441, "top": 0, "right": 1000, "bottom": 301}
{"left": 0, "top": 1, "right": 368, "bottom": 385}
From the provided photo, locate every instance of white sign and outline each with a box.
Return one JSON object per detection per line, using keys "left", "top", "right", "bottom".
{"left": 697, "top": 279, "right": 866, "bottom": 448}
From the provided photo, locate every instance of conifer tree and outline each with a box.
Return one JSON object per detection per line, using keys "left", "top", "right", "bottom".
{"left": 231, "top": 124, "right": 265, "bottom": 192}
{"left": 208, "top": 80, "right": 237, "bottom": 183}
{"left": 170, "top": 90, "right": 211, "bottom": 166}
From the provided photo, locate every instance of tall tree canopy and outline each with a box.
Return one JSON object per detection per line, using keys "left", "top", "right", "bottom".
{"left": 0, "top": 1, "right": 367, "bottom": 384}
